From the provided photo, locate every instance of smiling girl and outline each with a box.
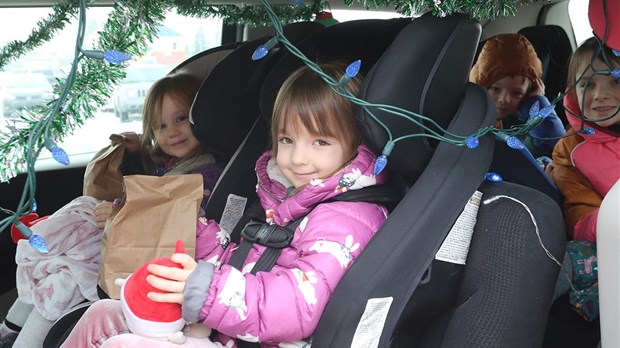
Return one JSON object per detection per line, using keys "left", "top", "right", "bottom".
{"left": 547, "top": 37, "right": 620, "bottom": 241}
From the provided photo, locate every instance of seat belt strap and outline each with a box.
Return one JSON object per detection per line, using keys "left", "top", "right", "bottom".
{"left": 250, "top": 218, "right": 303, "bottom": 275}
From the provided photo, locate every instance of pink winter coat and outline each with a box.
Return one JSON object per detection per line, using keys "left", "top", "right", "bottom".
{"left": 188, "top": 145, "right": 389, "bottom": 347}
{"left": 551, "top": 93, "right": 620, "bottom": 241}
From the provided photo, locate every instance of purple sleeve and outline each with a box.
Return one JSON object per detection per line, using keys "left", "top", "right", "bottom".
{"left": 196, "top": 162, "right": 226, "bottom": 211}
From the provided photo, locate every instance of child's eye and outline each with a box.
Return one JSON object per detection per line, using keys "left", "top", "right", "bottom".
{"left": 159, "top": 123, "right": 167, "bottom": 130}
{"left": 176, "top": 115, "right": 189, "bottom": 123}
{"left": 278, "top": 137, "right": 292, "bottom": 144}
{"left": 315, "top": 139, "right": 330, "bottom": 146}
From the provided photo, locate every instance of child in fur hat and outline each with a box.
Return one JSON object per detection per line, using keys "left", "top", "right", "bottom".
{"left": 470, "top": 33, "right": 565, "bottom": 158}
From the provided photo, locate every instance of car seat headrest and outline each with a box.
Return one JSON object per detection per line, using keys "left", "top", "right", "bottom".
{"left": 259, "top": 18, "right": 412, "bottom": 129}
{"left": 518, "top": 25, "right": 572, "bottom": 126}
{"left": 172, "top": 43, "right": 239, "bottom": 81}
{"left": 190, "top": 22, "right": 324, "bottom": 160}
{"left": 357, "top": 13, "right": 482, "bottom": 183}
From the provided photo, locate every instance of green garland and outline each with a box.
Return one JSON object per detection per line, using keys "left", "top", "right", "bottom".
{"left": 356, "top": 0, "right": 540, "bottom": 19}
{"left": 0, "top": 0, "right": 539, "bottom": 183}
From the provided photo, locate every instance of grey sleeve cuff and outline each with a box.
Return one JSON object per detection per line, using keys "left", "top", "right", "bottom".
{"left": 182, "top": 261, "right": 215, "bottom": 323}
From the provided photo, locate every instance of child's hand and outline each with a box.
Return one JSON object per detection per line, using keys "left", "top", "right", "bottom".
{"left": 528, "top": 78, "right": 546, "bottom": 98}
{"left": 120, "top": 132, "right": 140, "bottom": 153}
{"left": 146, "top": 252, "right": 197, "bottom": 304}
{"left": 94, "top": 200, "right": 114, "bottom": 228}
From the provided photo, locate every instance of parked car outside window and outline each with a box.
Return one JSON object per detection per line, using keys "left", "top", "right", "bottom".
{"left": 112, "top": 64, "right": 171, "bottom": 122}
{"left": 0, "top": 72, "right": 54, "bottom": 121}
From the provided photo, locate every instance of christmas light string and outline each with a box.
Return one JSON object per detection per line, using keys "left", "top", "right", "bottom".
{"left": 256, "top": 0, "right": 619, "bottom": 174}
{"left": 0, "top": 0, "right": 132, "bottom": 252}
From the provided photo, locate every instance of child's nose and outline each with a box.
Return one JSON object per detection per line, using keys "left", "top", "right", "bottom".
{"left": 168, "top": 124, "right": 182, "bottom": 136}
{"left": 592, "top": 84, "right": 609, "bottom": 100}
{"left": 291, "top": 146, "right": 308, "bottom": 165}
{"left": 497, "top": 91, "right": 510, "bottom": 103}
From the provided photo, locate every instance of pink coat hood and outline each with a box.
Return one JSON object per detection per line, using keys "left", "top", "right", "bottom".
{"left": 563, "top": 93, "right": 620, "bottom": 197}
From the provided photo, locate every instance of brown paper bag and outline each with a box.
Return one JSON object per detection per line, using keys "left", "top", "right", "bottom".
{"left": 83, "top": 134, "right": 125, "bottom": 201}
{"left": 98, "top": 174, "right": 203, "bottom": 299}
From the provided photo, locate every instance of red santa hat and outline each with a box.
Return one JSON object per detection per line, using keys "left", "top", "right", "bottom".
{"left": 120, "top": 240, "right": 186, "bottom": 338}
{"left": 589, "top": 0, "right": 620, "bottom": 51}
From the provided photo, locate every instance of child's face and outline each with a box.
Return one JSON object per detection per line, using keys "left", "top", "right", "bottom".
{"left": 487, "top": 75, "right": 530, "bottom": 119}
{"left": 276, "top": 119, "right": 347, "bottom": 189}
{"left": 153, "top": 94, "right": 201, "bottom": 159}
{"left": 575, "top": 57, "right": 620, "bottom": 128}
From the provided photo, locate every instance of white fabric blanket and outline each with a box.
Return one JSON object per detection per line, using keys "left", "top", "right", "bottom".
{"left": 15, "top": 196, "right": 103, "bottom": 321}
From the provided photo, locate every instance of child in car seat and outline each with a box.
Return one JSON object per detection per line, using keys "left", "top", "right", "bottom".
{"left": 545, "top": 36, "right": 620, "bottom": 326}
{"left": 546, "top": 36, "right": 620, "bottom": 242}
{"left": 58, "top": 61, "right": 390, "bottom": 347}
{"left": 470, "top": 33, "right": 566, "bottom": 158}
{"left": 0, "top": 71, "right": 225, "bottom": 348}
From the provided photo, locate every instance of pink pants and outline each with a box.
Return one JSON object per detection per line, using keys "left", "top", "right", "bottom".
{"left": 59, "top": 299, "right": 223, "bottom": 348}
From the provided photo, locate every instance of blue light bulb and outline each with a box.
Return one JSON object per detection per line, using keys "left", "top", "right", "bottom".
{"left": 506, "top": 136, "right": 525, "bottom": 150}
{"left": 32, "top": 198, "right": 38, "bottom": 212}
{"left": 374, "top": 141, "right": 394, "bottom": 175}
{"left": 613, "top": 49, "right": 620, "bottom": 57}
{"left": 103, "top": 50, "right": 132, "bottom": 64}
{"left": 29, "top": 234, "right": 49, "bottom": 253}
{"left": 15, "top": 221, "right": 48, "bottom": 253}
{"left": 484, "top": 172, "right": 503, "bottom": 182}
{"left": 345, "top": 60, "right": 361, "bottom": 78}
{"left": 611, "top": 68, "right": 620, "bottom": 79}
{"left": 374, "top": 155, "right": 388, "bottom": 175}
{"left": 52, "top": 147, "right": 70, "bottom": 165}
{"left": 252, "top": 45, "right": 269, "bottom": 60}
{"left": 528, "top": 100, "right": 540, "bottom": 118}
{"left": 251, "top": 37, "right": 278, "bottom": 61}
{"left": 44, "top": 138, "right": 70, "bottom": 165}
{"left": 582, "top": 127, "right": 595, "bottom": 136}
{"left": 338, "top": 60, "right": 362, "bottom": 89}
{"left": 539, "top": 104, "right": 555, "bottom": 118}
{"left": 465, "top": 136, "right": 479, "bottom": 149}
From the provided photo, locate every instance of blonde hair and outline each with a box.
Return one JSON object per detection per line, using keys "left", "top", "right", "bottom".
{"left": 140, "top": 70, "right": 203, "bottom": 164}
{"left": 271, "top": 62, "right": 363, "bottom": 164}
{"left": 566, "top": 37, "right": 620, "bottom": 103}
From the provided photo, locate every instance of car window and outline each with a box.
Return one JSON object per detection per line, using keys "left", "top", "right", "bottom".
{"left": 568, "top": 0, "right": 592, "bottom": 46}
{"left": 0, "top": 6, "right": 222, "bottom": 168}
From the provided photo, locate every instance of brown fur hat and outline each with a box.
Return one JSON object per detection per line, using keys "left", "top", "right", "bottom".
{"left": 469, "top": 33, "right": 542, "bottom": 88}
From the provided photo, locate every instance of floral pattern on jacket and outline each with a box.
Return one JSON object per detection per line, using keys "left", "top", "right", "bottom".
{"left": 191, "top": 145, "right": 389, "bottom": 347}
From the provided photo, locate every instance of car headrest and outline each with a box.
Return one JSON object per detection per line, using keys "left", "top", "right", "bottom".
{"left": 259, "top": 18, "right": 412, "bottom": 127}
{"left": 172, "top": 42, "right": 240, "bottom": 80}
{"left": 518, "top": 25, "right": 572, "bottom": 125}
{"left": 357, "top": 13, "right": 482, "bottom": 184}
{"left": 190, "top": 21, "right": 324, "bottom": 160}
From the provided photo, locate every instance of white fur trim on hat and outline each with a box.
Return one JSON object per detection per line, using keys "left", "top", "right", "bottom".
{"left": 120, "top": 275, "right": 186, "bottom": 338}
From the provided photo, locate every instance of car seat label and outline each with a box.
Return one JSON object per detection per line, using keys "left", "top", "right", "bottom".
{"left": 435, "top": 190, "right": 483, "bottom": 265}
{"left": 220, "top": 194, "right": 247, "bottom": 234}
{"left": 351, "top": 297, "right": 393, "bottom": 348}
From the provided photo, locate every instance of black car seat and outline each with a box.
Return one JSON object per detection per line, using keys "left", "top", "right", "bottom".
{"left": 518, "top": 25, "right": 573, "bottom": 127}
{"left": 203, "top": 17, "right": 412, "bottom": 225}
{"left": 310, "top": 13, "right": 566, "bottom": 347}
